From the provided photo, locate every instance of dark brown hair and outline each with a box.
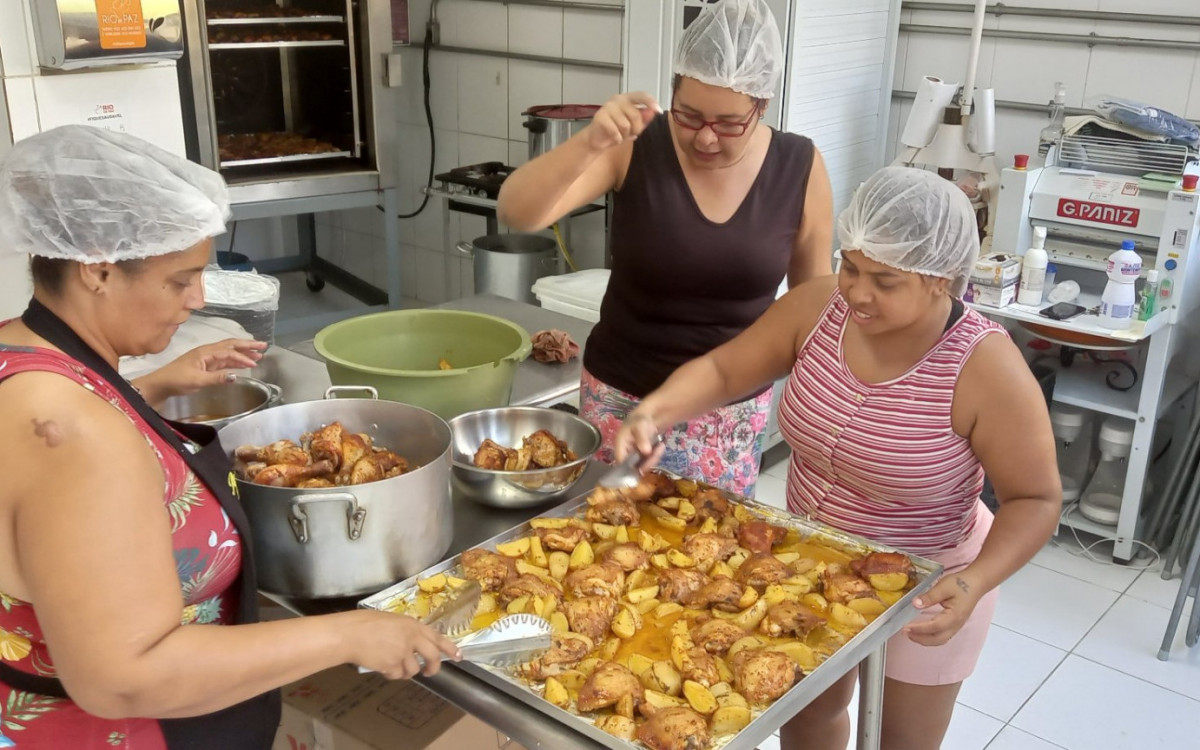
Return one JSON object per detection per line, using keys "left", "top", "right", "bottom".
{"left": 30, "top": 256, "right": 148, "bottom": 296}
{"left": 671, "top": 75, "right": 766, "bottom": 113}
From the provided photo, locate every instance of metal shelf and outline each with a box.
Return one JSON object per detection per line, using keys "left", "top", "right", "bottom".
{"left": 219, "top": 150, "right": 352, "bottom": 168}
{"left": 971, "top": 292, "right": 1169, "bottom": 345}
{"left": 207, "top": 15, "right": 344, "bottom": 25}
{"left": 208, "top": 40, "right": 345, "bottom": 50}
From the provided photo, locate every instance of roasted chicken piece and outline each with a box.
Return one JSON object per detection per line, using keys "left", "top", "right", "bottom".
{"left": 850, "top": 551, "right": 915, "bottom": 581}
{"left": 577, "top": 661, "right": 644, "bottom": 713}
{"left": 504, "top": 446, "right": 534, "bottom": 472}
{"left": 623, "top": 471, "right": 676, "bottom": 502}
{"left": 759, "top": 601, "right": 827, "bottom": 639}
{"left": 345, "top": 455, "right": 383, "bottom": 486}
{"left": 250, "top": 460, "right": 334, "bottom": 487}
{"left": 691, "top": 488, "right": 731, "bottom": 521}
{"left": 683, "top": 576, "right": 745, "bottom": 613}
{"left": 658, "top": 568, "right": 710, "bottom": 605}
{"left": 603, "top": 542, "right": 650, "bottom": 572}
{"left": 736, "top": 520, "right": 789, "bottom": 555}
{"left": 374, "top": 449, "right": 409, "bottom": 477}
{"left": 295, "top": 477, "right": 336, "bottom": 489}
{"left": 681, "top": 646, "right": 722, "bottom": 687}
{"left": 235, "top": 439, "right": 309, "bottom": 467}
{"left": 521, "top": 632, "right": 594, "bottom": 680}
{"left": 564, "top": 562, "right": 625, "bottom": 599}
{"left": 535, "top": 524, "right": 589, "bottom": 552}
{"left": 473, "top": 439, "right": 509, "bottom": 470}
{"left": 305, "top": 422, "right": 344, "bottom": 468}
{"left": 731, "top": 648, "right": 801, "bottom": 705}
{"left": 822, "top": 570, "right": 879, "bottom": 605}
{"left": 525, "top": 429, "right": 569, "bottom": 468}
{"left": 690, "top": 618, "right": 748, "bottom": 656}
{"left": 461, "top": 548, "right": 516, "bottom": 592}
{"left": 335, "top": 433, "right": 372, "bottom": 484}
{"left": 563, "top": 596, "right": 619, "bottom": 641}
{"left": 586, "top": 497, "right": 639, "bottom": 526}
{"left": 735, "top": 553, "right": 791, "bottom": 592}
{"left": 636, "top": 707, "right": 712, "bottom": 750}
{"left": 500, "top": 574, "right": 563, "bottom": 605}
{"left": 682, "top": 533, "right": 739, "bottom": 567}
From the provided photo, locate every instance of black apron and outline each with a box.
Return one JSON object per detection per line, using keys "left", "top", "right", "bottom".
{"left": 0, "top": 298, "right": 281, "bottom": 750}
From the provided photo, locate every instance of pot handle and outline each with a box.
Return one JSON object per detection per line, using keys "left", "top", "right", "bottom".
{"left": 263, "top": 381, "right": 283, "bottom": 407}
{"left": 324, "top": 386, "right": 379, "bottom": 400}
{"left": 455, "top": 241, "right": 474, "bottom": 259}
{"left": 288, "top": 492, "right": 366, "bottom": 544}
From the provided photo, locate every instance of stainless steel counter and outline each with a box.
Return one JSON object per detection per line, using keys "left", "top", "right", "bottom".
{"left": 277, "top": 294, "right": 593, "bottom": 407}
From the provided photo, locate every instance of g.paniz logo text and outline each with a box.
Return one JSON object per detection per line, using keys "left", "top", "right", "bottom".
{"left": 1057, "top": 198, "right": 1140, "bottom": 228}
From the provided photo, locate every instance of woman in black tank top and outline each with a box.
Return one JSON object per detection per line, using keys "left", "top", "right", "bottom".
{"left": 498, "top": 0, "right": 835, "bottom": 495}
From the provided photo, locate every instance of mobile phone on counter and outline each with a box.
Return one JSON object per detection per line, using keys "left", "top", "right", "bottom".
{"left": 1038, "top": 302, "right": 1087, "bottom": 321}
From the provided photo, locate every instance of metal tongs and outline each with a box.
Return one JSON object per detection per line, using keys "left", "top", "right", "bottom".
{"left": 360, "top": 582, "right": 552, "bottom": 672}
{"left": 595, "top": 433, "right": 663, "bottom": 490}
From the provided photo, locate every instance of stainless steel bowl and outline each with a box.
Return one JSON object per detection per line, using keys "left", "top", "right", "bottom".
{"left": 448, "top": 406, "right": 601, "bottom": 508}
{"left": 159, "top": 376, "right": 282, "bottom": 430}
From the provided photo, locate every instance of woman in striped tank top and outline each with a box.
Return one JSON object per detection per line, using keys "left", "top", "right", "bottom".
{"left": 617, "top": 167, "right": 1061, "bottom": 750}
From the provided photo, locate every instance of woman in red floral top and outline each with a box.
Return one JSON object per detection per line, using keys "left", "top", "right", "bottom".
{"left": 0, "top": 126, "right": 459, "bottom": 749}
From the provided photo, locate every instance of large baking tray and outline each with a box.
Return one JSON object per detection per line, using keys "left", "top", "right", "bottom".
{"left": 208, "top": 40, "right": 346, "bottom": 50}
{"left": 219, "top": 150, "right": 353, "bottom": 168}
{"left": 207, "top": 16, "right": 345, "bottom": 25}
{"left": 360, "top": 486, "right": 942, "bottom": 750}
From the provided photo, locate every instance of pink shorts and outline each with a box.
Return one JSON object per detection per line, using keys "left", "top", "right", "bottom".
{"left": 884, "top": 501, "right": 998, "bottom": 686}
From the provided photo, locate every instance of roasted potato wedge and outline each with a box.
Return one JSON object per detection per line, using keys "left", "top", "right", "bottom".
{"left": 768, "top": 641, "right": 817, "bottom": 670}
{"left": 612, "top": 607, "right": 640, "bottom": 639}
{"left": 711, "top": 705, "right": 752, "bottom": 735}
{"left": 548, "top": 551, "right": 570, "bottom": 581}
{"left": 549, "top": 611, "right": 569, "bottom": 634}
{"left": 595, "top": 715, "right": 636, "bottom": 741}
{"left": 556, "top": 669, "right": 586, "bottom": 691}
{"left": 530, "top": 517, "right": 571, "bottom": 529}
{"left": 527, "top": 536, "right": 548, "bottom": 567}
{"left": 652, "top": 602, "right": 684, "bottom": 618}
{"left": 667, "top": 549, "right": 695, "bottom": 568}
{"left": 634, "top": 597, "right": 661, "bottom": 615}
{"left": 495, "top": 538, "right": 530, "bottom": 558}
{"left": 876, "top": 589, "right": 905, "bottom": 606}
{"left": 643, "top": 689, "right": 685, "bottom": 710}
{"left": 869, "top": 572, "right": 910, "bottom": 592}
{"left": 544, "top": 677, "right": 569, "bottom": 708}
{"left": 592, "top": 523, "right": 617, "bottom": 540}
{"left": 683, "top": 680, "right": 717, "bottom": 715}
{"left": 627, "top": 585, "right": 660, "bottom": 604}
{"left": 616, "top": 692, "right": 635, "bottom": 719}
{"left": 628, "top": 653, "right": 655, "bottom": 677}
{"left": 830, "top": 602, "right": 869, "bottom": 629}
{"left": 417, "top": 572, "right": 447, "bottom": 592}
{"left": 848, "top": 597, "right": 887, "bottom": 617}
{"left": 644, "top": 660, "right": 683, "bottom": 696}
{"left": 568, "top": 539, "right": 594, "bottom": 570}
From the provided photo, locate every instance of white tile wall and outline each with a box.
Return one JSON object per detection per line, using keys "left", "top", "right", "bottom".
{"left": 508, "top": 6, "right": 563, "bottom": 58}
{"left": 321, "top": 1, "right": 624, "bottom": 303}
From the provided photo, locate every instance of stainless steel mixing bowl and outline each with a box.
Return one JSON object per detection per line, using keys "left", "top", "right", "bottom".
{"left": 448, "top": 406, "right": 601, "bottom": 508}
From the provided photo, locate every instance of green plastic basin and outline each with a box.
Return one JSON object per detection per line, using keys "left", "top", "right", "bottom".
{"left": 313, "top": 310, "right": 532, "bottom": 419}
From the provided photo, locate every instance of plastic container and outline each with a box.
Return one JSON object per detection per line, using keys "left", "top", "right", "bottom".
{"left": 1050, "top": 405, "right": 1094, "bottom": 503}
{"left": 1080, "top": 416, "right": 1135, "bottom": 525}
{"left": 531, "top": 269, "right": 611, "bottom": 323}
{"left": 1098, "top": 240, "right": 1140, "bottom": 330}
{"left": 195, "top": 267, "right": 280, "bottom": 344}
{"left": 1138, "top": 269, "right": 1160, "bottom": 321}
{"left": 1043, "top": 263, "right": 1057, "bottom": 292}
{"left": 313, "top": 310, "right": 532, "bottom": 420}
{"left": 1018, "top": 226, "right": 1049, "bottom": 306}
{"left": 1038, "top": 82, "right": 1067, "bottom": 157}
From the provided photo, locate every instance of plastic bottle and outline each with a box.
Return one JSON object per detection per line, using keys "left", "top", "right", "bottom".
{"left": 1018, "top": 226, "right": 1049, "bottom": 306}
{"left": 1098, "top": 240, "right": 1141, "bottom": 330}
{"left": 1137, "top": 269, "right": 1160, "bottom": 321}
{"left": 1038, "top": 82, "right": 1067, "bottom": 158}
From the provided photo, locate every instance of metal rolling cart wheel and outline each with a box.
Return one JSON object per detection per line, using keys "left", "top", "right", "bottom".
{"left": 305, "top": 271, "right": 326, "bottom": 292}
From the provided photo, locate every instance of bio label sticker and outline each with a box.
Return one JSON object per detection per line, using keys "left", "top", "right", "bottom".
{"left": 96, "top": 0, "right": 147, "bottom": 50}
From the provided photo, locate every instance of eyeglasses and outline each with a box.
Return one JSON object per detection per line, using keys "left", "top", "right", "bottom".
{"left": 669, "top": 103, "right": 761, "bottom": 137}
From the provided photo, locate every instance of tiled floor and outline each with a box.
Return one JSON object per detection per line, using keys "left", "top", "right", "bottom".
{"left": 749, "top": 449, "right": 1200, "bottom": 750}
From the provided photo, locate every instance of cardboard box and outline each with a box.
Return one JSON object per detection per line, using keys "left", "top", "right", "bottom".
{"left": 273, "top": 665, "right": 527, "bottom": 750}
{"left": 964, "top": 281, "right": 1016, "bottom": 308}
{"left": 971, "top": 253, "right": 1022, "bottom": 287}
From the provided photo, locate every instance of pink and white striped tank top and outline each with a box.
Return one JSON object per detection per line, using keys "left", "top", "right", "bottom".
{"left": 778, "top": 292, "right": 1006, "bottom": 556}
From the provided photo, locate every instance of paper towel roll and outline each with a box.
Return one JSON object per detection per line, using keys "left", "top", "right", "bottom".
{"left": 901, "top": 76, "right": 959, "bottom": 149}
{"left": 968, "top": 88, "right": 996, "bottom": 155}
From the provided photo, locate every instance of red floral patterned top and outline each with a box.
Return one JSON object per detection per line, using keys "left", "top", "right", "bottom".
{"left": 0, "top": 340, "right": 243, "bottom": 749}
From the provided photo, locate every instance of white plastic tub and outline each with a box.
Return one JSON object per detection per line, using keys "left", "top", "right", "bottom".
{"left": 531, "top": 269, "right": 610, "bottom": 323}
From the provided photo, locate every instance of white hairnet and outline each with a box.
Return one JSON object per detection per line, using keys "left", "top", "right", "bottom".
{"left": 0, "top": 124, "right": 230, "bottom": 264}
{"left": 674, "top": 0, "right": 783, "bottom": 99}
{"left": 837, "top": 166, "right": 980, "bottom": 297}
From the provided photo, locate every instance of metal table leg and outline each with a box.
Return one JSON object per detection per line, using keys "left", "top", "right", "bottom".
{"left": 857, "top": 643, "right": 887, "bottom": 750}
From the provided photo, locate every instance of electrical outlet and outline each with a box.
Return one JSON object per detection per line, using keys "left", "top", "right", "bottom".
{"left": 385, "top": 53, "right": 403, "bottom": 88}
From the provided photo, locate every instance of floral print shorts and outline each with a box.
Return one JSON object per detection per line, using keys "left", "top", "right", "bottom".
{"left": 579, "top": 367, "right": 774, "bottom": 498}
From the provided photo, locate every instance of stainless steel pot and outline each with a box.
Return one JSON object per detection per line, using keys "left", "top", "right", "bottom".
{"left": 521, "top": 104, "right": 600, "bottom": 160}
{"left": 158, "top": 376, "right": 282, "bottom": 431}
{"left": 217, "top": 386, "right": 453, "bottom": 599}
{"left": 456, "top": 233, "right": 558, "bottom": 305}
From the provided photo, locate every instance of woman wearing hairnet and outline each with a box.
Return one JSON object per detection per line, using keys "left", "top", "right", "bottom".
{"left": 498, "top": 0, "right": 833, "bottom": 497}
{"left": 616, "top": 167, "right": 1062, "bottom": 749}
{"left": 0, "top": 125, "right": 459, "bottom": 748}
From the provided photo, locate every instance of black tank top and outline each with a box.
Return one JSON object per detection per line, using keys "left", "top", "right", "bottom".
{"left": 584, "top": 113, "right": 815, "bottom": 398}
